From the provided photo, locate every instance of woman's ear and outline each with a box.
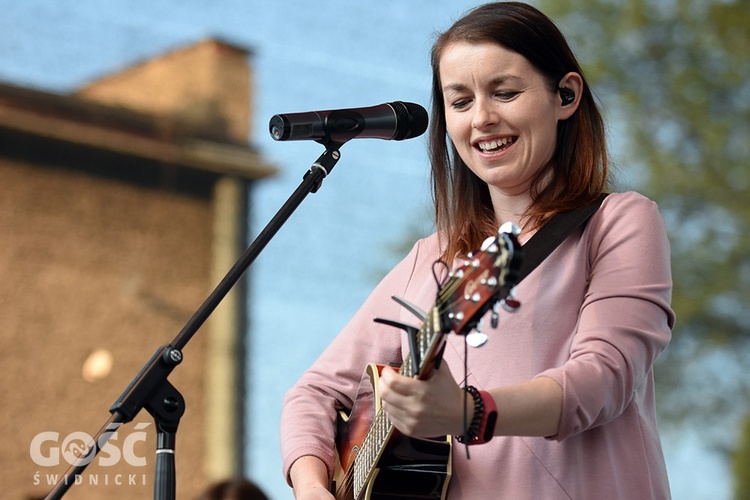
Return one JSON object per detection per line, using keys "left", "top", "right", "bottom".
{"left": 557, "top": 72, "right": 584, "bottom": 120}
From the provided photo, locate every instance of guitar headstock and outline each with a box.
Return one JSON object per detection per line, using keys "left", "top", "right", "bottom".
{"left": 440, "top": 222, "right": 523, "bottom": 336}
{"left": 375, "top": 223, "right": 523, "bottom": 379}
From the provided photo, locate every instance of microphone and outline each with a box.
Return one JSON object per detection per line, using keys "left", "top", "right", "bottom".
{"left": 269, "top": 101, "right": 428, "bottom": 143}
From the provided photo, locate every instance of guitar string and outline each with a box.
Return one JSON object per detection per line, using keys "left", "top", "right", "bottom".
{"left": 341, "top": 275, "right": 462, "bottom": 498}
{"left": 339, "top": 242, "right": 510, "bottom": 498}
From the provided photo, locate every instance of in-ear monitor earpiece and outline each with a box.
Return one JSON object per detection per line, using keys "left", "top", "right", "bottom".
{"left": 559, "top": 87, "right": 575, "bottom": 106}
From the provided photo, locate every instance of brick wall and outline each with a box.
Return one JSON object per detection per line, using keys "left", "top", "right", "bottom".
{"left": 0, "top": 160, "right": 212, "bottom": 499}
{"left": 0, "top": 37, "right": 269, "bottom": 499}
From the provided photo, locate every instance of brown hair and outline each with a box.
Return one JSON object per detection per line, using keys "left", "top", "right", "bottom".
{"left": 429, "top": 2, "right": 609, "bottom": 260}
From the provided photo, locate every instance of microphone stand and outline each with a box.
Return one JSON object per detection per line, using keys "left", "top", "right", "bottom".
{"left": 44, "top": 142, "right": 344, "bottom": 500}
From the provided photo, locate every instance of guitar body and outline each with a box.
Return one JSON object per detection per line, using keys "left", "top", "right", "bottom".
{"left": 335, "top": 363, "right": 451, "bottom": 500}
{"left": 332, "top": 223, "right": 522, "bottom": 500}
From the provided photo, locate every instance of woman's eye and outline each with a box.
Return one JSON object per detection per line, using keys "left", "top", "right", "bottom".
{"left": 496, "top": 91, "right": 519, "bottom": 100}
{"left": 451, "top": 99, "right": 471, "bottom": 110}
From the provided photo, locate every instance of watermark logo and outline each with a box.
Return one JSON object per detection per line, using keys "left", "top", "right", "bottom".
{"left": 30, "top": 422, "right": 150, "bottom": 468}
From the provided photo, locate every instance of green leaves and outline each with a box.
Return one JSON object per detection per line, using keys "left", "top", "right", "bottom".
{"left": 541, "top": 0, "right": 750, "bottom": 489}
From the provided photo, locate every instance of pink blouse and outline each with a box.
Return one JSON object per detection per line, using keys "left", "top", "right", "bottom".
{"left": 281, "top": 191, "right": 675, "bottom": 499}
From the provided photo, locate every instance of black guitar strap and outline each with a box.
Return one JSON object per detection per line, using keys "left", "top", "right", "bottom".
{"left": 516, "top": 193, "right": 609, "bottom": 283}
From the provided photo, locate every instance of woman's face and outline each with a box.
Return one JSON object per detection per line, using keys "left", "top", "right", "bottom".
{"left": 439, "top": 42, "right": 569, "bottom": 198}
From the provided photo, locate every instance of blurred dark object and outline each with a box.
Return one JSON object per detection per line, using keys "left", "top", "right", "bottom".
{"left": 198, "top": 478, "right": 269, "bottom": 500}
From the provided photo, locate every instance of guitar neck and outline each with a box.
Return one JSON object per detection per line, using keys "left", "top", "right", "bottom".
{"left": 348, "top": 303, "right": 448, "bottom": 499}
{"left": 340, "top": 228, "right": 521, "bottom": 499}
{"left": 400, "top": 303, "right": 446, "bottom": 379}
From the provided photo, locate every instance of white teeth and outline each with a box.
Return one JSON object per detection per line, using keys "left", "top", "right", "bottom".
{"left": 478, "top": 137, "right": 515, "bottom": 152}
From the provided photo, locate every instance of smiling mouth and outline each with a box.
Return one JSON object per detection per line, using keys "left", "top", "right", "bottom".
{"left": 476, "top": 137, "right": 517, "bottom": 153}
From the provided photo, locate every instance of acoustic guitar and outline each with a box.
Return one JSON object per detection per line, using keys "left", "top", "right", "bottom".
{"left": 333, "top": 223, "right": 522, "bottom": 499}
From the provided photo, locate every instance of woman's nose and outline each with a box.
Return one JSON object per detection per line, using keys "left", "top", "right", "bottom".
{"left": 472, "top": 99, "right": 499, "bottom": 129}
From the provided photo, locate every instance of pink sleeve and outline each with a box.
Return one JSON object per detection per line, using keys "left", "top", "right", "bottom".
{"left": 279, "top": 238, "right": 427, "bottom": 485}
{"left": 538, "top": 193, "right": 675, "bottom": 440}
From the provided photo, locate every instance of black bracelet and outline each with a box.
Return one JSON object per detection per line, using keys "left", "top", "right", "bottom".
{"left": 456, "top": 385, "right": 484, "bottom": 443}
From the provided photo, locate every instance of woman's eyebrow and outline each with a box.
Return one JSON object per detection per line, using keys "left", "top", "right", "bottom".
{"left": 442, "top": 74, "right": 524, "bottom": 93}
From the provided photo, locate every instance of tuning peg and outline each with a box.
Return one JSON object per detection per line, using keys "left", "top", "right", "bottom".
{"left": 498, "top": 221, "right": 521, "bottom": 236}
{"left": 466, "top": 330, "right": 488, "bottom": 347}
{"left": 466, "top": 322, "right": 489, "bottom": 347}
{"left": 481, "top": 235, "right": 498, "bottom": 252}
{"left": 490, "top": 302, "right": 500, "bottom": 328}
{"left": 501, "top": 288, "right": 521, "bottom": 312}
{"left": 390, "top": 295, "right": 427, "bottom": 321}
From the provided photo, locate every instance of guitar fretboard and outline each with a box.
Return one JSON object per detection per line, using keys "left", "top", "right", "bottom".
{"left": 351, "top": 299, "right": 449, "bottom": 498}
{"left": 339, "top": 229, "right": 518, "bottom": 499}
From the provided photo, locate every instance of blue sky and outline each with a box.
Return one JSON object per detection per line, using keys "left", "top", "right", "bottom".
{"left": 0, "top": 1, "right": 731, "bottom": 498}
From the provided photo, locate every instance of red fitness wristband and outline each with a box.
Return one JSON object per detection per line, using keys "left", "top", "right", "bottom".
{"left": 476, "top": 390, "right": 497, "bottom": 443}
{"left": 457, "top": 386, "right": 498, "bottom": 445}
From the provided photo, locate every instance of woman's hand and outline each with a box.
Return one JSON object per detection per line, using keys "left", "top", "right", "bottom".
{"left": 377, "top": 364, "right": 468, "bottom": 438}
{"left": 378, "top": 363, "right": 563, "bottom": 440}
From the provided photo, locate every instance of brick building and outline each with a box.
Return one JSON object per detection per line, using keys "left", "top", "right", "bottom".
{"left": 0, "top": 39, "right": 274, "bottom": 499}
